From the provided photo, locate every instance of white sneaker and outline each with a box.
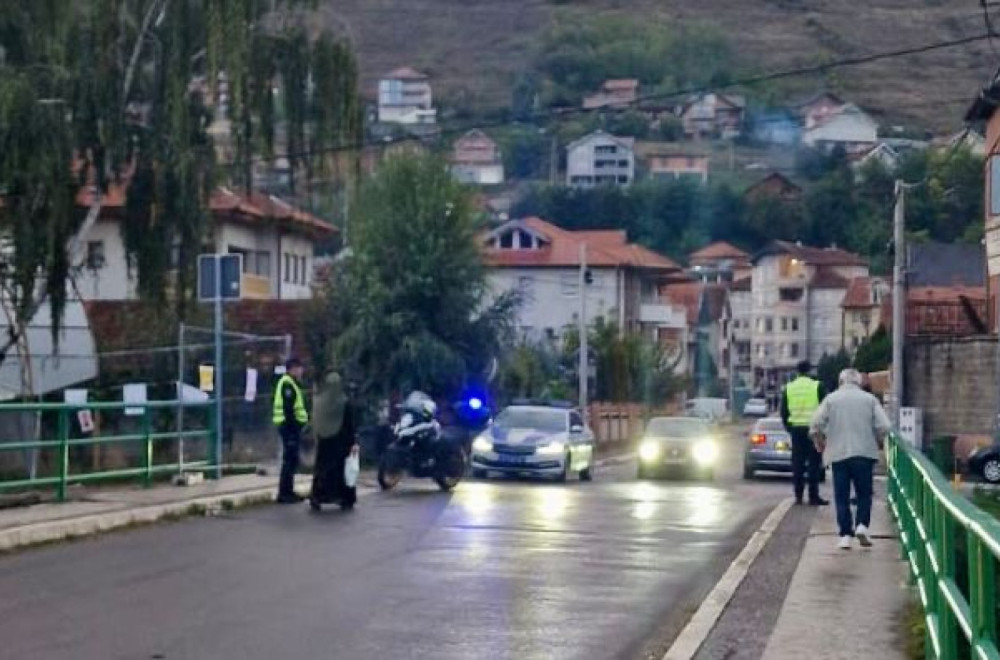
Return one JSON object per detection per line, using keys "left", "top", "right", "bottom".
{"left": 838, "top": 536, "right": 853, "bottom": 550}
{"left": 856, "top": 524, "right": 873, "bottom": 548}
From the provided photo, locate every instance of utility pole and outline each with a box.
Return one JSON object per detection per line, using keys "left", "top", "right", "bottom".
{"left": 891, "top": 180, "right": 906, "bottom": 429}
{"left": 579, "top": 243, "right": 589, "bottom": 418}
{"left": 213, "top": 258, "right": 224, "bottom": 479}
{"left": 550, "top": 135, "right": 559, "bottom": 185}
{"left": 728, "top": 322, "right": 737, "bottom": 423}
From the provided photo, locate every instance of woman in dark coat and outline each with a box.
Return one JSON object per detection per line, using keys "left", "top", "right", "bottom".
{"left": 309, "top": 371, "right": 358, "bottom": 511}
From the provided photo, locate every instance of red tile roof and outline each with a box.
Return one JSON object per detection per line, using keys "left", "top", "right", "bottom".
{"left": 841, "top": 277, "right": 890, "bottom": 308}
{"left": 661, "top": 282, "right": 703, "bottom": 325}
{"left": 908, "top": 286, "right": 987, "bottom": 303}
{"left": 810, "top": 268, "right": 850, "bottom": 289}
{"left": 384, "top": 66, "right": 428, "bottom": 81}
{"left": 483, "top": 217, "right": 681, "bottom": 271}
{"left": 754, "top": 240, "right": 868, "bottom": 267}
{"left": 689, "top": 241, "right": 750, "bottom": 262}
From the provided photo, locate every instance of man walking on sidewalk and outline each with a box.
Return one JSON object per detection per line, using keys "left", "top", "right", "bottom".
{"left": 810, "top": 368, "right": 891, "bottom": 550}
{"left": 781, "top": 360, "right": 828, "bottom": 506}
{"left": 273, "top": 358, "right": 309, "bottom": 504}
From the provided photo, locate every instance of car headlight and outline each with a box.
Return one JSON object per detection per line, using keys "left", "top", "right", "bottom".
{"left": 472, "top": 435, "right": 493, "bottom": 453}
{"left": 692, "top": 440, "right": 719, "bottom": 466}
{"left": 537, "top": 441, "right": 565, "bottom": 456}
{"left": 639, "top": 441, "right": 661, "bottom": 462}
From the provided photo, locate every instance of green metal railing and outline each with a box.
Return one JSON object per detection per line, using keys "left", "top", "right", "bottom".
{"left": 888, "top": 434, "right": 1000, "bottom": 659}
{"left": 0, "top": 400, "right": 216, "bottom": 501}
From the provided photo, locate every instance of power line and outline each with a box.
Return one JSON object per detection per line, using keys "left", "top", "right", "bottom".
{"left": 219, "top": 31, "right": 994, "bottom": 168}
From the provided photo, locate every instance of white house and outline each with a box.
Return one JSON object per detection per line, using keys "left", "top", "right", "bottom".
{"left": 852, "top": 142, "right": 900, "bottom": 178}
{"left": 566, "top": 131, "right": 635, "bottom": 188}
{"left": 451, "top": 130, "right": 504, "bottom": 185}
{"left": 481, "top": 217, "right": 685, "bottom": 343}
{"left": 747, "top": 241, "right": 869, "bottom": 399}
{"left": 802, "top": 103, "right": 879, "bottom": 155}
{"left": 377, "top": 67, "right": 437, "bottom": 125}
{"left": 74, "top": 184, "right": 336, "bottom": 302}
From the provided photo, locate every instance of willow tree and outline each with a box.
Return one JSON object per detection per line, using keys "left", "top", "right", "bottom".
{"left": 0, "top": 0, "right": 361, "bottom": 368}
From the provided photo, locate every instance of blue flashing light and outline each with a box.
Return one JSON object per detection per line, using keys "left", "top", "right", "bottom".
{"left": 468, "top": 397, "right": 483, "bottom": 411}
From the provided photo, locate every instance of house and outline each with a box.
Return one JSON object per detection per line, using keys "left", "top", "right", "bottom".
{"left": 377, "top": 67, "right": 437, "bottom": 125}
{"left": 74, "top": 183, "right": 335, "bottom": 302}
{"left": 726, "top": 275, "right": 754, "bottom": 388}
{"left": 451, "top": 130, "right": 504, "bottom": 185}
{"left": 802, "top": 103, "right": 879, "bottom": 155}
{"left": 748, "top": 241, "right": 869, "bottom": 397}
{"left": 661, "top": 280, "right": 729, "bottom": 389}
{"left": 583, "top": 79, "right": 639, "bottom": 110}
{"left": 679, "top": 93, "right": 746, "bottom": 140}
{"left": 481, "top": 217, "right": 686, "bottom": 346}
{"left": 744, "top": 172, "right": 803, "bottom": 204}
{"left": 902, "top": 240, "right": 989, "bottom": 335}
{"left": 852, "top": 143, "right": 900, "bottom": 178}
{"left": 967, "top": 76, "right": 1000, "bottom": 330}
{"left": 841, "top": 276, "right": 891, "bottom": 351}
{"left": 688, "top": 242, "right": 752, "bottom": 282}
{"left": 646, "top": 151, "right": 710, "bottom": 184}
{"left": 566, "top": 131, "right": 635, "bottom": 188}
{"left": 796, "top": 92, "right": 846, "bottom": 130}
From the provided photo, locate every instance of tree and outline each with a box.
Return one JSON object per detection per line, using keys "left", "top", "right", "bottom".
{"left": 332, "top": 154, "right": 520, "bottom": 401}
{"left": 0, "top": 1, "right": 361, "bottom": 367}
{"left": 817, "top": 348, "right": 851, "bottom": 394}
{"left": 853, "top": 325, "right": 891, "bottom": 373}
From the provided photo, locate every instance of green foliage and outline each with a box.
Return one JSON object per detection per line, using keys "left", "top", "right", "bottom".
{"left": 537, "top": 13, "right": 735, "bottom": 102}
{"left": 817, "top": 348, "right": 851, "bottom": 393}
{"left": 331, "top": 154, "right": 520, "bottom": 401}
{"left": 853, "top": 325, "right": 891, "bottom": 373}
{"left": 495, "top": 126, "right": 549, "bottom": 180}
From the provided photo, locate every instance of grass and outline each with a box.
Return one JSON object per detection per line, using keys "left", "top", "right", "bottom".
{"left": 903, "top": 596, "right": 926, "bottom": 660}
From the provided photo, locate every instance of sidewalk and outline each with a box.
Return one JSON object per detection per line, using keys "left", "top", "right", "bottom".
{"left": 761, "top": 485, "right": 909, "bottom": 659}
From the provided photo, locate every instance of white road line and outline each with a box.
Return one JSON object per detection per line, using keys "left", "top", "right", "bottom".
{"left": 661, "top": 497, "right": 796, "bottom": 660}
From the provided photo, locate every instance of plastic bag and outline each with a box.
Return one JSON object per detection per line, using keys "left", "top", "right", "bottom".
{"left": 344, "top": 446, "right": 360, "bottom": 488}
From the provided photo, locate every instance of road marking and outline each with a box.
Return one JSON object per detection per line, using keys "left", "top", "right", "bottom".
{"left": 661, "top": 497, "right": 795, "bottom": 660}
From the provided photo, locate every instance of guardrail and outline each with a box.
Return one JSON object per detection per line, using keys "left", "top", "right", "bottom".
{"left": 887, "top": 434, "right": 1000, "bottom": 659}
{"left": 0, "top": 400, "right": 216, "bottom": 501}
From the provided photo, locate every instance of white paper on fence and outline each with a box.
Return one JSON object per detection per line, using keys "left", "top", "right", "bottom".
{"left": 77, "top": 409, "right": 95, "bottom": 433}
{"left": 123, "top": 383, "right": 148, "bottom": 416}
{"left": 198, "top": 364, "right": 214, "bottom": 392}
{"left": 177, "top": 382, "right": 210, "bottom": 403}
{"left": 64, "top": 388, "right": 88, "bottom": 405}
{"left": 244, "top": 368, "right": 258, "bottom": 402}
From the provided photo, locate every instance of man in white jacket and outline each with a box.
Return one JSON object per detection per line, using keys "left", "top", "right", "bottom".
{"left": 809, "top": 368, "right": 892, "bottom": 550}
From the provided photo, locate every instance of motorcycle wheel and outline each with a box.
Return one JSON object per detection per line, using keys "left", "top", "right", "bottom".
{"left": 377, "top": 450, "right": 405, "bottom": 491}
{"left": 434, "top": 446, "right": 467, "bottom": 492}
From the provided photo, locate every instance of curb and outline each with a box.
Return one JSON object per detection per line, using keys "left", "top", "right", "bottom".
{"left": 661, "top": 497, "right": 796, "bottom": 660}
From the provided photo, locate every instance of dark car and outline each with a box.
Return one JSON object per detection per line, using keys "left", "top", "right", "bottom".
{"left": 968, "top": 444, "right": 1000, "bottom": 484}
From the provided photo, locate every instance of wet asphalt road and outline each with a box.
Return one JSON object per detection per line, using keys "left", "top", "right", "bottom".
{"left": 0, "top": 426, "right": 793, "bottom": 660}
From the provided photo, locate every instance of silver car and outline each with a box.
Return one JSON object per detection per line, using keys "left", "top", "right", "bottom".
{"left": 637, "top": 417, "right": 719, "bottom": 480}
{"left": 742, "top": 418, "right": 793, "bottom": 479}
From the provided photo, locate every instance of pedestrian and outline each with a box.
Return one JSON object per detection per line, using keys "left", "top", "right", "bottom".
{"left": 309, "top": 368, "right": 359, "bottom": 511}
{"left": 272, "top": 358, "right": 309, "bottom": 504}
{"left": 810, "top": 368, "right": 891, "bottom": 550}
{"left": 780, "top": 360, "right": 829, "bottom": 506}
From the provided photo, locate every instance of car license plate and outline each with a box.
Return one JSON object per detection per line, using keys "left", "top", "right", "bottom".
{"left": 500, "top": 454, "right": 530, "bottom": 465}
{"left": 775, "top": 441, "right": 789, "bottom": 452}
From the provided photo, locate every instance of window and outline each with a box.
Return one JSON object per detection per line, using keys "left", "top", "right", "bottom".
{"left": 618, "top": 175, "right": 630, "bottom": 184}
{"left": 228, "top": 246, "right": 252, "bottom": 273}
{"left": 499, "top": 231, "right": 514, "bottom": 249}
{"left": 595, "top": 145, "right": 617, "bottom": 155}
{"left": 284, "top": 253, "right": 291, "bottom": 282}
{"left": 781, "top": 317, "right": 788, "bottom": 331}
{"left": 791, "top": 317, "right": 800, "bottom": 332}
{"left": 561, "top": 274, "right": 579, "bottom": 297}
{"left": 299, "top": 256, "right": 308, "bottom": 284}
{"left": 790, "top": 343, "right": 799, "bottom": 358}
{"left": 779, "top": 287, "right": 804, "bottom": 302}
{"left": 255, "top": 251, "right": 271, "bottom": 277}
{"left": 86, "top": 241, "right": 105, "bottom": 270}
{"left": 755, "top": 318, "right": 763, "bottom": 332}
{"left": 618, "top": 159, "right": 629, "bottom": 168}
{"left": 764, "top": 317, "right": 773, "bottom": 332}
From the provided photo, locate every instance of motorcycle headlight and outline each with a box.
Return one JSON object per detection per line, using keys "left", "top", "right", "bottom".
{"left": 692, "top": 440, "right": 719, "bottom": 466}
{"left": 639, "top": 441, "right": 661, "bottom": 462}
{"left": 472, "top": 435, "right": 493, "bottom": 453}
{"left": 537, "top": 441, "right": 565, "bottom": 456}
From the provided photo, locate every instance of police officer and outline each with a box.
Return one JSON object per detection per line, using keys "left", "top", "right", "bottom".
{"left": 273, "top": 358, "right": 309, "bottom": 504}
{"left": 780, "top": 360, "right": 828, "bottom": 506}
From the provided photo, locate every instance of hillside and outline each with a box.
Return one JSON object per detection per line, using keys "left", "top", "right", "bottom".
{"left": 318, "top": 0, "right": 997, "bottom": 132}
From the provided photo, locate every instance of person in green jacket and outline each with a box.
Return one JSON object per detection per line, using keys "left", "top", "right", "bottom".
{"left": 309, "top": 368, "right": 359, "bottom": 511}
{"left": 780, "top": 360, "right": 828, "bottom": 506}
{"left": 273, "top": 358, "right": 309, "bottom": 504}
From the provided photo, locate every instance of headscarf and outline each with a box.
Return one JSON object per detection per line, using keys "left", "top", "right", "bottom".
{"left": 312, "top": 370, "right": 346, "bottom": 439}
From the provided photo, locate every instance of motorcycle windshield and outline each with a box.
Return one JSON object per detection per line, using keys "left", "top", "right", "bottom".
{"left": 400, "top": 390, "right": 433, "bottom": 411}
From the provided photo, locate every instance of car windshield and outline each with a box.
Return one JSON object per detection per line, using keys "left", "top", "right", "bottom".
{"left": 646, "top": 418, "right": 709, "bottom": 438}
{"left": 748, "top": 399, "right": 765, "bottom": 405}
{"left": 757, "top": 420, "right": 786, "bottom": 433}
{"left": 494, "top": 408, "right": 566, "bottom": 433}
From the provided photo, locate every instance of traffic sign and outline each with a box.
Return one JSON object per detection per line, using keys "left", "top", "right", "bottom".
{"left": 198, "top": 254, "right": 242, "bottom": 301}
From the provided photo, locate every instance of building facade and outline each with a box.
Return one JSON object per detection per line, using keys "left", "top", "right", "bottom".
{"left": 377, "top": 67, "right": 437, "bottom": 125}
{"left": 451, "top": 129, "right": 504, "bottom": 185}
{"left": 566, "top": 131, "right": 635, "bottom": 188}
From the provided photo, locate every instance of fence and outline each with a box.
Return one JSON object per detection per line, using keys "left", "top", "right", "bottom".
{"left": 0, "top": 400, "right": 215, "bottom": 501}
{"left": 887, "top": 433, "right": 1000, "bottom": 659}
{"left": 587, "top": 402, "right": 681, "bottom": 444}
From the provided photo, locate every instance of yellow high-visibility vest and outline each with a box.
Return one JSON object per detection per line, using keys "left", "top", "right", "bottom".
{"left": 272, "top": 374, "right": 308, "bottom": 426}
{"left": 785, "top": 376, "right": 820, "bottom": 427}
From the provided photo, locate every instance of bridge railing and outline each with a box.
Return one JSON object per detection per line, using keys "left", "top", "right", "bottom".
{"left": 0, "top": 400, "right": 215, "bottom": 502}
{"left": 887, "top": 433, "right": 1000, "bottom": 659}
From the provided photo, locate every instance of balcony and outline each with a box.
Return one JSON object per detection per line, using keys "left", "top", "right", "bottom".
{"left": 639, "top": 301, "right": 686, "bottom": 327}
{"left": 241, "top": 274, "right": 272, "bottom": 300}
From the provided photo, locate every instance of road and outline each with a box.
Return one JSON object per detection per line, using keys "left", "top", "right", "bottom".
{"left": 0, "top": 425, "right": 793, "bottom": 660}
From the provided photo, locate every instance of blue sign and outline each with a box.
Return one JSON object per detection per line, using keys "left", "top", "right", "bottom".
{"left": 198, "top": 254, "right": 242, "bottom": 302}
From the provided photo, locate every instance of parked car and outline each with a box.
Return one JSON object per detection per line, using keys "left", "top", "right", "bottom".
{"left": 638, "top": 416, "right": 719, "bottom": 480}
{"left": 968, "top": 443, "right": 1000, "bottom": 484}
{"left": 743, "top": 417, "right": 792, "bottom": 479}
{"left": 743, "top": 397, "right": 769, "bottom": 417}
{"left": 469, "top": 403, "right": 595, "bottom": 482}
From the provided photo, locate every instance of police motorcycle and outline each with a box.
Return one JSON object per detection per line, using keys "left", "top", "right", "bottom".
{"left": 377, "top": 391, "right": 468, "bottom": 492}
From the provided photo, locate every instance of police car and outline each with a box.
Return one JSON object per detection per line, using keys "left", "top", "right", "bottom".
{"left": 470, "top": 401, "right": 595, "bottom": 481}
